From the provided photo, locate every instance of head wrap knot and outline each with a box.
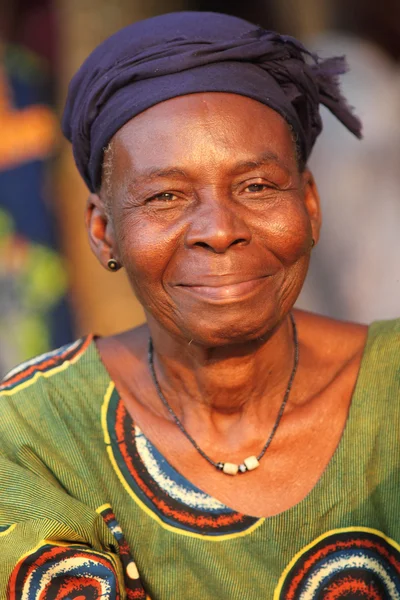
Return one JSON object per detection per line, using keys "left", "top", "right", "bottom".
{"left": 62, "top": 11, "right": 362, "bottom": 192}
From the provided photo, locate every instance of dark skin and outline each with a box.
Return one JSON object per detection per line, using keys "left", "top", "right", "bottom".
{"left": 87, "top": 93, "right": 368, "bottom": 517}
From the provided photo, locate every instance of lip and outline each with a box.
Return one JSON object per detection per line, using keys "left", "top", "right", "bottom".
{"left": 175, "top": 276, "right": 271, "bottom": 302}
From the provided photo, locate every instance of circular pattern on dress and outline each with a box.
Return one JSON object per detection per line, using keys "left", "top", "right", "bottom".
{"left": 275, "top": 528, "right": 400, "bottom": 599}
{"left": 0, "top": 523, "right": 16, "bottom": 536}
{"left": 8, "top": 543, "right": 122, "bottom": 599}
{"left": 104, "top": 389, "right": 260, "bottom": 537}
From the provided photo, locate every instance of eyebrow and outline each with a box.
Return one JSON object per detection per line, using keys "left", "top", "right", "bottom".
{"left": 137, "top": 167, "right": 189, "bottom": 182}
{"left": 134, "top": 151, "right": 289, "bottom": 183}
{"left": 233, "top": 151, "right": 289, "bottom": 173}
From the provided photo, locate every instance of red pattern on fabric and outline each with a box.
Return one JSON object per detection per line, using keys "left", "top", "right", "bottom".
{"left": 45, "top": 576, "right": 104, "bottom": 597}
{"left": 286, "top": 537, "right": 400, "bottom": 599}
{"left": 7, "top": 544, "right": 121, "bottom": 599}
{"left": 115, "top": 400, "right": 247, "bottom": 529}
{"left": 324, "top": 577, "right": 382, "bottom": 600}
{"left": 99, "top": 506, "right": 148, "bottom": 600}
{"left": 3, "top": 335, "right": 92, "bottom": 387}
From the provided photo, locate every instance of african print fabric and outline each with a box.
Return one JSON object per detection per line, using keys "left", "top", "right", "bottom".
{"left": 1, "top": 319, "right": 400, "bottom": 599}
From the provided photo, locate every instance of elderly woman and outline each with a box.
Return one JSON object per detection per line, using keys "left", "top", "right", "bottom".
{"left": 1, "top": 10, "right": 399, "bottom": 600}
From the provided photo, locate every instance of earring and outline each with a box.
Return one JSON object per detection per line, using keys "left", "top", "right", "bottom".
{"left": 311, "top": 238, "right": 315, "bottom": 248}
{"left": 107, "top": 258, "right": 120, "bottom": 271}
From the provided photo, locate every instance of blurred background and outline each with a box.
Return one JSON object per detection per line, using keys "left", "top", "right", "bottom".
{"left": 0, "top": 0, "right": 399, "bottom": 375}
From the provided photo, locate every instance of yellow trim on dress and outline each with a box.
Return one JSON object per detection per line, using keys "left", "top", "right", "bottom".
{"left": 0, "top": 341, "right": 89, "bottom": 397}
{"left": 273, "top": 526, "right": 400, "bottom": 598}
{"left": 0, "top": 524, "right": 16, "bottom": 537}
{"left": 101, "top": 383, "right": 265, "bottom": 542}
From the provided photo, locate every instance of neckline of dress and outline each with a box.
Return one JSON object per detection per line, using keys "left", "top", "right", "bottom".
{"left": 90, "top": 323, "right": 374, "bottom": 523}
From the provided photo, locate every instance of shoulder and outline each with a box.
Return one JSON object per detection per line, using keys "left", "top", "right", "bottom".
{"left": 297, "top": 311, "right": 400, "bottom": 356}
{"left": 295, "top": 309, "right": 400, "bottom": 382}
{"left": 0, "top": 335, "right": 111, "bottom": 462}
{"left": 0, "top": 335, "right": 94, "bottom": 396}
{"left": 95, "top": 323, "right": 149, "bottom": 384}
{"left": 0, "top": 334, "right": 108, "bottom": 440}
{"left": 361, "top": 317, "right": 400, "bottom": 373}
{"left": 294, "top": 309, "right": 369, "bottom": 362}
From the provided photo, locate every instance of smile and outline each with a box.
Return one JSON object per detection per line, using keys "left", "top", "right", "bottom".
{"left": 176, "top": 276, "right": 271, "bottom": 302}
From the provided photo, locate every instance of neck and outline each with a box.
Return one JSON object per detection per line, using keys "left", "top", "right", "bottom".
{"left": 146, "top": 313, "right": 297, "bottom": 433}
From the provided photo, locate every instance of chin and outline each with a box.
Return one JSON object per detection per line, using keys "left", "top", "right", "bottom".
{"left": 177, "top": 308, "right": 280, "bottom": 347}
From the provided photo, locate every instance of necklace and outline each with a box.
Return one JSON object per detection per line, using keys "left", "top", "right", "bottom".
{"left": 148, "top": 313, "right": 299, "bottom": 476}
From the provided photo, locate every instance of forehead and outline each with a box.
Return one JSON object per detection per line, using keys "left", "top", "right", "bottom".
{"left": 111, "top": 93, "right": 297, "bottom": 175}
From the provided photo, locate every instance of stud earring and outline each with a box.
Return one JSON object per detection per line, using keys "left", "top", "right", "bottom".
{"left": 107, "top": 258, "right": 120, "bottom": 271}
{"left": 311, "top": 238, "right": 315, "bottom": 248}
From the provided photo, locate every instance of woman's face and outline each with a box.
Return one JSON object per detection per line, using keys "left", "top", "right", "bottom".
{"left": 90, "top": 93, "right": 320, "bottom": 346}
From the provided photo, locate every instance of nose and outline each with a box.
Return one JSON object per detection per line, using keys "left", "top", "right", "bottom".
{"left": 185, "top": 198, "right": 252, "bottom": 253}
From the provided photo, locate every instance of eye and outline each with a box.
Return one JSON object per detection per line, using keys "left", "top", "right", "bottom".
{"left": 244, "top": 183, "right": 275, "bottom": 193}
{"left": 148, "top": 192, "right": 177, "bottom": 203}
{"left": 246, "top": 183, "right": 266, "bottom": 192}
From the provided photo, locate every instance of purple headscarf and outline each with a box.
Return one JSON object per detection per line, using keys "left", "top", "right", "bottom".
{"left": 62, "top": 11, "right": 362, "bottom": 193}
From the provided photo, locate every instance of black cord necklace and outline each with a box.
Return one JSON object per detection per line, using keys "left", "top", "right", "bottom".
{"left": 148, "top": 313, "right": 299, "bottom": 476}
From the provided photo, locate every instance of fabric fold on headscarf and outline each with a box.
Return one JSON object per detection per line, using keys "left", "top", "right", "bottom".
{"left": 62, "top": 11, "right": 362, "bottom": 192}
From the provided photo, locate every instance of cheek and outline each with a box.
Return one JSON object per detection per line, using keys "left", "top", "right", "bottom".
{"left": 256, "top": 198, "right": 312, "bottom": 266}
{"left": 115, "top": 214, "right": 180, "bottom": 303}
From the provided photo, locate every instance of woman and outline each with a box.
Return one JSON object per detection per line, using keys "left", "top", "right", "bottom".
{"left": 1, "top": 11, "right": 399, "bottom": 600}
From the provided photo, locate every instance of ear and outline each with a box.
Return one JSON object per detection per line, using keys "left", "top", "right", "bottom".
{"left": 85, "top": 193, "right": 120, "bottom": 270}
{"left": 301, "top": 169, "right": 321, "bottom": 246}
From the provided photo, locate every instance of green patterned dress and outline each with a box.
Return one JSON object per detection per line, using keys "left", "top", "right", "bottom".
{"left": 1, "top": 319, "right": 400, "bottom": 599}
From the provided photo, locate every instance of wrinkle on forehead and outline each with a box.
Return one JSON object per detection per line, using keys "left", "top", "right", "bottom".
{"left": 100, "top": 93, "right": 302, "bottom": 197}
